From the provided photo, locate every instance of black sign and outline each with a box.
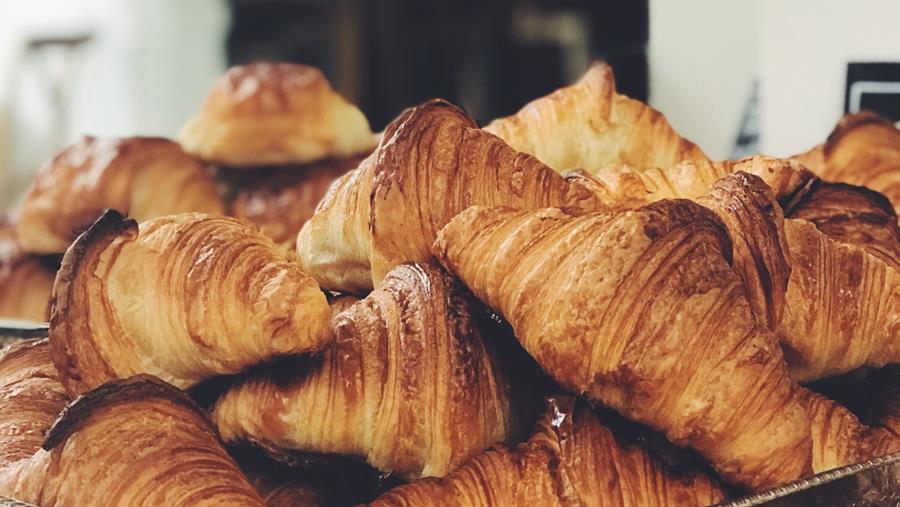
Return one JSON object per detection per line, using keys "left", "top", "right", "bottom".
{"left": 845, "top": 62, "right": 900, "bottom": 122}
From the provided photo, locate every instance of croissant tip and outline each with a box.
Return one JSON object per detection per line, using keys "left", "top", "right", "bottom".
{"left": 43, "top": 374, "right": 209, "bottom": 451}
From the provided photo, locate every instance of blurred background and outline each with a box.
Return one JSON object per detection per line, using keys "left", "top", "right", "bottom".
{"left": 1, "top": 0, "right": 899, "bottom": 207}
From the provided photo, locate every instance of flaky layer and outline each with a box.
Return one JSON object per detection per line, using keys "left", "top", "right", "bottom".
{"left": 433, "top": 202, "right": 812, "bottom": 490}
{"left": 213, "top": 263, "right": 514, "bottom": 480}
{"left": 0, "top": 223, "right": 55, "bottom": 321}
{"left": 49, "top": 211, "right": 332, "bottom": 395}
{"left": 370, "top": 397, "right": 725, "bottom": 506}
{"left": 297, "top": 99, "right": 602, "bottom": 293}
{"left": 179, "top": 63, "right": 375, "bottom": 166}
{"left": 15, "top": 136, "right": 224, "bottom": 254}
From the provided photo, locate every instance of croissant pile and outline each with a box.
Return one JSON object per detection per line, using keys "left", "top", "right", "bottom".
{"left": 0, "top": 61, "right": 897, "bottom": 506}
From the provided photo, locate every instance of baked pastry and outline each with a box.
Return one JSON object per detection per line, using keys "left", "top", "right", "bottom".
{"left": 0, "top": 221, "right": 56, "bottom": 321}
{"left": 433, "top": 202, "right": 812, "bottom": 489}
{"left": 179, "top": 63, "right": 376, "bottom": 167}
{"left": 49, "top": 210, "right": 332, "bottom": 396}
{"left": 296, "top": 99, "right": 602, "bottom": 293}
{"left": 0, "top": 375, "right": 265, "bottom": 506}
{"left": 222, "top": 154, "right": 364, "bottom": 246}
{"left": 212, "top": 263, "right": 515, "bottom": 480}
{"left": 15, "top": 136, "right": 224, "bottom": 254}
{"left": 370, "top": 397, "right": 725, "bottom": 506}
{"left": 484, "top": 63, "right": 708, "bottom": 174}
{"left": 805, "top": 112, "right": 900, "bottom": 215}
{"left": 0, "top": 339, "right": 69, "bottom": 471}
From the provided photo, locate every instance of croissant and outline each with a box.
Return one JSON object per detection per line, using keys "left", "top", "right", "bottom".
{"left": 221, "top": 155, "right": 363, "bottom": 246}
{"left": 296, "top": 99, "right": 602, "bottom": 293}
{"left": 800, "top": 388, "right": 899, "bottom": 473}
{"left": 778, "top": 218, "right": 899, "bottom": 382}
{"left": 0, "top": 222, "right": 56, "bottom": 321}
{"left": 0, "top": 339, "right": 69, "bottom": 471}
{"left": 370, "top": 396, "right": 725, "bottom": 506}
{"left": 49, "top": 210, "right": 332, "bottom": 396}
{"left": 179, "top": 63, "right": 376, "bottom": 167}
{"left": 212, "top": 263, "right": 515, "bottom": 480}
{"left": 0, "top": 375, "right": 265, "bottom": 506}
{"left": 15, "top": 136, "right": 224, "bottom": 254}
{"left": 432, "top": 202, "right": 812, "bottom": 489}
{"left": 804, "top": 112, "right": 900, "bottom": 215}
{"left": 484, "top": 63, "right": 708, "bottom": 174}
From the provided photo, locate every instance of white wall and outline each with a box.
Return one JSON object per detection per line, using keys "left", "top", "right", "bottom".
{"left": 759, "top": 0, "right": 900, "bottom": 156}
{"left": 0, "top": 0, "right": 229, "bottom": 207}
{"left": 648, "top": 0, "right": 759, "bottom": 160}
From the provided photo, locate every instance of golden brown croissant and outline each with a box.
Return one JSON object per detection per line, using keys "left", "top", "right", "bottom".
{"left": 0, "top": 339, "right": 69, "bottom": 471}
{"left": 15, "top": 136, "right": 224, "bottom": 254}
{"left": 778, "top": 218, "right": 899, "bottom": 382}
{"left": 0, "top": 222, "right": 55, "bottom": 321}
{"left": 49, "top": 210, "right": 332, "bottom": 396}
{"left": 222, "top": 155, "right": 363, "bottom": 245}
{"left": 805, "top": 112, "right": 900, "bottom": 215}
{"left": 433, "top": 202, "right": 812, "bottom": 490}
{"left": 296, "top": 99, "right": 602, "bottom": 293}
{"left": 370, "top": 396, "right": 726, "bottom": 506}
{"left": 179, "top": 63, "right": 376, "bottom": 167}
{"left": 484, "top": 63, "right": 708, "bottom": 174}
{"left": 212, "top": 263, "right": 515, "bottom": 480}
{"left": 0, "top": 375, "right": 265, "bottom": 506}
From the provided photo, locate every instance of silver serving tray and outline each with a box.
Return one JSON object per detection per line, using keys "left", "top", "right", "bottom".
{"left": 1, "top": 326, "right": 898, "bottom": 506}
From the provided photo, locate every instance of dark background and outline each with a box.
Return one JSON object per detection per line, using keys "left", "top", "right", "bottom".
{"left": 227, "top": 0, "right": 648, "bottom": 129}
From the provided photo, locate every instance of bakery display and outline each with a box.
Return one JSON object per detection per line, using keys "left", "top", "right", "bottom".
{"left": 14, "top": 136, "right": 224, "bottom": 255}
{"left": 1, "top": 59, "right": 898, "bottom": 506}
{"left": 49, "top": 210, "right": 332, "bottom": 396}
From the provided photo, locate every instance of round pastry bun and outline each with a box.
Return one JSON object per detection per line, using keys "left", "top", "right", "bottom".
{"left": 179, "top": 62, "right": 376, "bottom": 167}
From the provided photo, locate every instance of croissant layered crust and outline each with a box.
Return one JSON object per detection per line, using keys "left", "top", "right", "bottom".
{"left": 433, "top": 202, "right": 812, "bottom": 489}
{"left": 0, "top": 375, "right": 265, "bottom": 506}
{"left": 0, "top": 339, "right": 69, "bottom": 472}
{"left": 179, "top": 63, "right": 376, "bottom": 167}
{"left": 370, "top": 397, "right": 726, "bottom": 506}
{"left": 296, "top": 99, "right": 603, "bottom": 293}
{"left": 15, "top": 136, "right": 224, "bottom": 254}
{"left": 778, "top": 218, "right": 899, "bottom": 382}
{"left": 49, "top": 210, "right": 332, "bottom": 395}
{"left": 0, "top": 224, "right": 55, "bottom": 321}
{"left": 817, "top": 112, "right": 900, "bottom": 215}
{"left": 212, "top": 263, "right": 514, "bottom": 480}
{"left": 484, "top": 63, "right": 708, "bottom": 174}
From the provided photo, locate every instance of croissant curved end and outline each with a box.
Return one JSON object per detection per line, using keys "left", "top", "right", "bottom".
{"left": 48, "top": 209, "right": 139, "bottom": 393}
{"left": 824, "top": 111, "right": 895, "bottom": 154}
{"left": 43, "top": 373, "right": 210, "bottom": 451}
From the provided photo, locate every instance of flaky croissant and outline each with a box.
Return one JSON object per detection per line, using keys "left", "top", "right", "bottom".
{"left": 179, "top": 63, "right": 376, "bottom": 167}
{"left": 296, "top": 99, "right": 602, "bottom": 293}
{"left": 0, "top": 222, "right": 55, "bottom": 322}
{"left": 49, "top": 210, "right": 332, "bottom": 396}
{"left": 222, "top": 155, "right": 362, "bottom": 246}
{"left": 0, "top": 339, "right": 69, "bottom": 472}
{"left": 433, "top": 202, "right": 812, "bottom": 490}
{"left": 484, "top": 63, "right": 708, "bottom": 174}
{"left": 15, "top": 136, "right": 224, "bottom": 254}
{"left": 212, "top": 263, "right": 515, "bottom": 480}
{"left": 370, "top": 397, "right": 725, "bottom": 506}
{"left": 803, "top": 112, "right": 900, "bottom": 215}
{"left": 0, "top": 375, "right": 265, "bottom": 506}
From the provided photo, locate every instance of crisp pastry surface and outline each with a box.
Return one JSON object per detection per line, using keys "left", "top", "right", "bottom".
{"left": 179, "top": 62, "right": 376, "bottom": 166}
{"left": 484, "top": 62, "right": 708, "bottom": 175}
{"left": 296, "top": 99, "right": 603, "bottom": 293}
{"left": 0, "top": 222, "right": 55, "bottom": 322}
{"left": 0, "top": 375, "right": 265, "bottom": 507}
{"left": 223, "top": 154, "right": 363, "bottom": 245}
{"left": 14, "top": 136, "right": 224, "bottom": 254}
{"left": 49, "top": 210, "right": 333, "bottom": 396}
{"left": 370, "top": 397, "right": 726, "bottom": 506}
{"left": 433, "top": 202, "right": 813, "bottom": 490}
{"left": 212, "top": 263, "right": 514, "bottom": 480}
{"left": 0, "top": 339, "right": 69, "bottom": 473}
